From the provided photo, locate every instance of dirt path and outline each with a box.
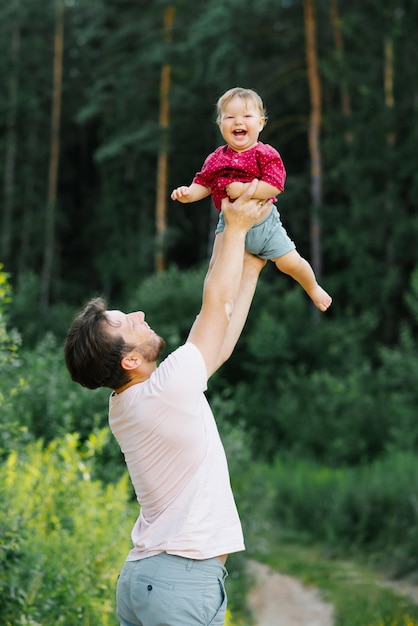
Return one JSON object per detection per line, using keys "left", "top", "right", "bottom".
{"left": 379, "top": 578, "right": 418, "bottom": 605}
{"left": 247, "top": 561, "right": 334, "bottom": 626}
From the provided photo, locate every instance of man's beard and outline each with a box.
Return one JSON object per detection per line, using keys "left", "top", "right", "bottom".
{"left": 137, "top": 335, "right": 166, "bottom": 363}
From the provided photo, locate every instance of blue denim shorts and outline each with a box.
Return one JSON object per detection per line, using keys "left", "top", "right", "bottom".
{"left": 117, "top": 552, "right": 228, "bottom": 626}
{"left": 215, "top": 206, "right": 295, "bottom": 260}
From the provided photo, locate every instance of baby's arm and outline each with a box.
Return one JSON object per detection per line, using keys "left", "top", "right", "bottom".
{"left": 226, "top": 180, "right": 281, "bottom": 200}
{"left": 171, "top": 183, "right": 211, "bottom": 204}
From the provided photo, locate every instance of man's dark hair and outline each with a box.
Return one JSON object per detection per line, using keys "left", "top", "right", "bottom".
{"left": 64, "top": 297, "right": 132, "bottom": 390}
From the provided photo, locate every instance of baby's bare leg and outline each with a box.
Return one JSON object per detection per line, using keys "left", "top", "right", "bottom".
{"left": 273, "top": 249, "right": 332, "bottom": 312}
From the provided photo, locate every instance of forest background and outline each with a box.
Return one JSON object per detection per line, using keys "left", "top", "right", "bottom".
{"left": 2, "top": 0, "right": 418, "bottom": 625}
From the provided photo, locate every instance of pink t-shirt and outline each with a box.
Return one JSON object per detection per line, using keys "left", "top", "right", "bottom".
{"left": 193, "top": 141, "right": 286, "bottom": 211}
{"left": 109, "top": 342, "right": 245, "bottom": 561}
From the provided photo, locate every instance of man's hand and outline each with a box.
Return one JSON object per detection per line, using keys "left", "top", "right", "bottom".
{"left": 222, "top": 179, "right": 272, "bottom": 232}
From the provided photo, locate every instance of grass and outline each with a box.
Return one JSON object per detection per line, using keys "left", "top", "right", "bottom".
{"left": 248, "top": 534, "right": 418, "bottom": 626}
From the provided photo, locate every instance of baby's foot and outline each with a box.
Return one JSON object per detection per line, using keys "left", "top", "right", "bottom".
{"left": 308, "top": 285, "right": 332, "bottom": 312}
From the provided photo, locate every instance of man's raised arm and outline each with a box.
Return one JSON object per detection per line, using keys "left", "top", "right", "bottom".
{"left": 187, "top": 181, "right": 267, "bottom": 377}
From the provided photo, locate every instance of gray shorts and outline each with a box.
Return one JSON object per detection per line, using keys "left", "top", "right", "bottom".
{"left": 215, "top": 206, "right": 295, "bottom": 260}
{"left": 117, "top": 552, "right": 228, "bottom": 626}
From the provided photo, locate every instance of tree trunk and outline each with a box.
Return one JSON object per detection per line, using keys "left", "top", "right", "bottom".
{"left": 2, "top": 0, "right": 21, "bottom": 266}
{"left": 383, "top": 35, "right": 396, "bottom": 341}
{"left": 330, "top": 0, "right": 353, "bottom": 143}
{"left": 155, "top": 5, "right": 175, "bottom": 273}
{"left": 384, "top": 36, "right": 395, "bottom": 145}
{"left": 40, "top": 0, "right": 64, "bottom": 310}
{"left": 304, "top": 0, "right": 323, "bottom": 295}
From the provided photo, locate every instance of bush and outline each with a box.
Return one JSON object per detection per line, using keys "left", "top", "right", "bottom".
{"left": 126, "top": 264, "right": 206, "bottom": 354}
{"left": 0, "top": 265, "right": 32, "bottom": 458}
{"left": 8, "top": 271, "right": 77, "bottom": 346}
{"left": 44, "top": 261, "right": 418, "bottom": 471}
{"left": 269, "top": 452, "right": 418, "bottom": 572}
{"left": 0, "top": 430, "right": 134, "bottom": 625}
{"left": 12, "top": 332, "right": 109, "bottom": 440}
{"left": 1, "top": 329, "right": 126, "bottom": 482}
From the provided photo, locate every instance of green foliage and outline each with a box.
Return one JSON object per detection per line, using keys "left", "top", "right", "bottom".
{"left": 7, "top": 258, "right": 418, "bottom": 471}
{"left": 126, "top": 264, "right": 206, "bottom": 353}
{"left": 208, "top": 264, "right": 418, "bottom": 467}
{"left": 0, "top": 430, "right": 134, "bottom": 626}
{"left": 3, "top": 258, "right": 418, "bottom": 621}
{"left": 1, "top": 0, "right": 417, "bottom": 350}
{"left": 269, "top": 452, "right": 418, "bottom": 573}
{"left": 0, "top": 265, "right": 19, "bottom": 379}
{"left": 220, "top": 284, "right": 381, "bottom": 464}
{"left": 3, "top": 331, "right": 125, "bottom": 482}
{"left": 0, "top": 270, "right": 125, "bottom": 481}
{"left": 0, "top": 266, "right": 31, "bottom": 457}
{"left": 8, "top": 272, "right": 78, "bottom": 345}
{"left": 13, "top": 332, "right": 109, "bottom": 441}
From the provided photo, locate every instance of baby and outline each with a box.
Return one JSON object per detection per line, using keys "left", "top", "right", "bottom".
{"left": 171, "top": 87, "right": 332, "bottom": 312}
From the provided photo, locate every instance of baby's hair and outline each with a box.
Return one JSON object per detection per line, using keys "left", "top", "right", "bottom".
{"left": 216, "top": 87, "right": 267, "bottom": 124}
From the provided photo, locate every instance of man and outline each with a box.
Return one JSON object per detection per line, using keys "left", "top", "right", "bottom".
{"left": 64, "top": 180, "right": 269, "bottom": 626}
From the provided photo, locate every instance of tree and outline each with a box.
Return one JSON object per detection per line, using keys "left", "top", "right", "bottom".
{"left": 40, "top": 0, "right": 64, "bottom": 311}
{"left": 1, "top": 0, "right": 418, "bottom": 349}
{"left": 303, "top": 0, "right": 323, "bottom": 317}
{"left": 330, "top": 0, "right": 352, "bottom": 143}
{"left": 1, "top": 0, "right": 20, "bottom": 266}
{"left": 155, "top": 5, "right": 175, "bottom": 272}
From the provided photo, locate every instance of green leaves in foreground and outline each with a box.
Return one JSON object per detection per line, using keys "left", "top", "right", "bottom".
{"left": 0, "top": 430, "right": 135, "bottom": 626}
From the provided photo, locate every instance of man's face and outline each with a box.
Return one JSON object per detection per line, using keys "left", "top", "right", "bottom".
{"left": 106, "top": 310, "right": 165, "bottom": 362}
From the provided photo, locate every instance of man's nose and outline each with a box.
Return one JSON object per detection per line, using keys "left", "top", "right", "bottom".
{"left": 131, "top": 311, "right": 145, "bottom": 322}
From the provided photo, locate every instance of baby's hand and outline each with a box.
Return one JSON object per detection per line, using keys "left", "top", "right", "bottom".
{"left": 171, "top": 186, "right": 191, "bottom": 201}
{"left": 226, "top": 182, "right": 246, "bottom": 199}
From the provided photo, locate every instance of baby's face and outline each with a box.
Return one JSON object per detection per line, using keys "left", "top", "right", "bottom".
{"left": 218, "top": 96, "right": 265, "bottom": 152}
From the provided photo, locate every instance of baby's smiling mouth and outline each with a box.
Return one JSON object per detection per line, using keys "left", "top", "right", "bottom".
{"left": 233, "top": 129, "right": 246, "bottom": 136}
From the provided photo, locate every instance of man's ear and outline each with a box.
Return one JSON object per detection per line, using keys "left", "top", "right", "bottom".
{"left": 120, "top": 352, "right": 142, "bottom": 371}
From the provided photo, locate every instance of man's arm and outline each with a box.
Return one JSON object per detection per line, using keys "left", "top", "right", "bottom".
{"left": 214, "top": 251, "right": 266, "bottom": 371}
{"left": 203, "top": 233, "right": 266, "bottom": 372}
{"left": 187, "top": 182, "right": 266, "bottom": 378}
